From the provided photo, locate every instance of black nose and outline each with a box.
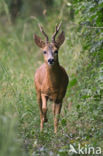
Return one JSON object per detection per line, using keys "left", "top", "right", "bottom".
{"left": 48, "top": 58, "right": 54, "bottom": 64}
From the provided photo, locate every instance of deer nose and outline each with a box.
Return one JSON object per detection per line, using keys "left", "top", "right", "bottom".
{"left": 48, "top": 58, "right": 54, "bottom": 64}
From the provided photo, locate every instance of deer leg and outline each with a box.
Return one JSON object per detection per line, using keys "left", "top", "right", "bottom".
{"left": 53, "top": 102, "right": 62, "bottom": 133}
{"left": 41, "top": 94, "right": 48, "bottom": 123}
{"left": 37, "top": 93, "right": 44, "bottom": 131}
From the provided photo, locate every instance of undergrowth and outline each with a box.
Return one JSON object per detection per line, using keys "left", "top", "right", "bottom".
{"left": 0, "top": 0, "right": 103, "bottom": 155}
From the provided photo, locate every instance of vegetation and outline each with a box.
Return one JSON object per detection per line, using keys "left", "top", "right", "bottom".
{"left": 0, "top": 0, "right": 103, "bottom": 155}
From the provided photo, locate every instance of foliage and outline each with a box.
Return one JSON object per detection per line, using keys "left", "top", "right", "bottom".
{"left": 0, "top": 0, "right": 103, "bottom": 155}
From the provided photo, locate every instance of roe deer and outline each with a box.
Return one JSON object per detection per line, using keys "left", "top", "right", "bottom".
{"left": 34, "top": 23, "right": 69, "bottom": 133}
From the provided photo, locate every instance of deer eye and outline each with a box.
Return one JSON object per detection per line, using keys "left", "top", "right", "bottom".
{"left": 43, "top": 51, "right": 47, "bottom": 54}
{"left": 54, "top": 50, "right": 58, "bottom": 54}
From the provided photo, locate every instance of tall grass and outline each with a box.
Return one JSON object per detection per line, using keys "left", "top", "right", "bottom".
{"left": 0, "top": 1, "right": 103, "bottom": 155}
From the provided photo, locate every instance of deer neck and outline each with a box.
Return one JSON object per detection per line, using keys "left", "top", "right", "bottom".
{"left": 45, "top": 62, "right": 61, "bottom": 88}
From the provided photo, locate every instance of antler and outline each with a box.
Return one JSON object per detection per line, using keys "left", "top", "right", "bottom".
{"left": 52, "top": 22, "right": 62, "bottom": 43}
{"left": 38, "top": 24, "right": 49, "bottom": 43}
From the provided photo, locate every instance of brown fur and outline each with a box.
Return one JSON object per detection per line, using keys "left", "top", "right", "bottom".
{"left": 34, "top": 25, "right": 69, "bottom": 133}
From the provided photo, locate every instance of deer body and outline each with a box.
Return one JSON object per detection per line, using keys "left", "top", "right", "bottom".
{"left": 34, "top": 23, "right": 69, "bottom": 133}
{"left": 35, "top": 63, "right": 68, "bottom": 102}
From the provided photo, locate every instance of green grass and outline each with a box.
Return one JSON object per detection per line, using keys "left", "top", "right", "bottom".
{"left": 0, "top": 6, "right": 103, "bottom": 156}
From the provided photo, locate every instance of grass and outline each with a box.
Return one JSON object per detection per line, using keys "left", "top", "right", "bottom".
{"left": 0, "top": 6, "right": 103, "bottom": 156}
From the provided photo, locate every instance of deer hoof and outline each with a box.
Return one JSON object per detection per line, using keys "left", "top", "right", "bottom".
{"left": 44, "top": 118, "right": 48, "bottom": 122}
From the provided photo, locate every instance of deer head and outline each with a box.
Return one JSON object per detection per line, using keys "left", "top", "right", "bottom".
{"left": 34, "top": 23, "right": 65, "bottom": 66}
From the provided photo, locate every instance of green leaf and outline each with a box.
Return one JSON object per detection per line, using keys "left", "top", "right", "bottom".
{"left": 69, "top": 78, "right": 77, "bottom": 88}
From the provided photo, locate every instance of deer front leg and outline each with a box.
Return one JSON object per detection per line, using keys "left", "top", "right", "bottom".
{"left": 41, "top": 94, "right": 48, "bottom": 123}
{"left": 53, "top": 102, "right": 62, "bottom": 133}
{"left": 37, "top": 93, "right": 44, "bottom": 131}
{"left": 37, "top": 94, "right": 48, "bottom": 132}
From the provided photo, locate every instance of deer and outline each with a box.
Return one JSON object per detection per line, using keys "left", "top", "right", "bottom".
{"left": 34, "top": 23, "right": 69, "bottom": 133}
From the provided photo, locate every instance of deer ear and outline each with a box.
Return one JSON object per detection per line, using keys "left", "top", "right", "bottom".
{"left": 34, "top": 34, "right": 45, "bottom": 48}
{"left": 55, "top": 31, "right": 65, "bottom": 48}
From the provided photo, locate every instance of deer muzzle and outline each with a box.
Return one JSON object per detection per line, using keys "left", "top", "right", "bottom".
{"left": 48, "top": 58, "right": 54, "bottom": 65}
